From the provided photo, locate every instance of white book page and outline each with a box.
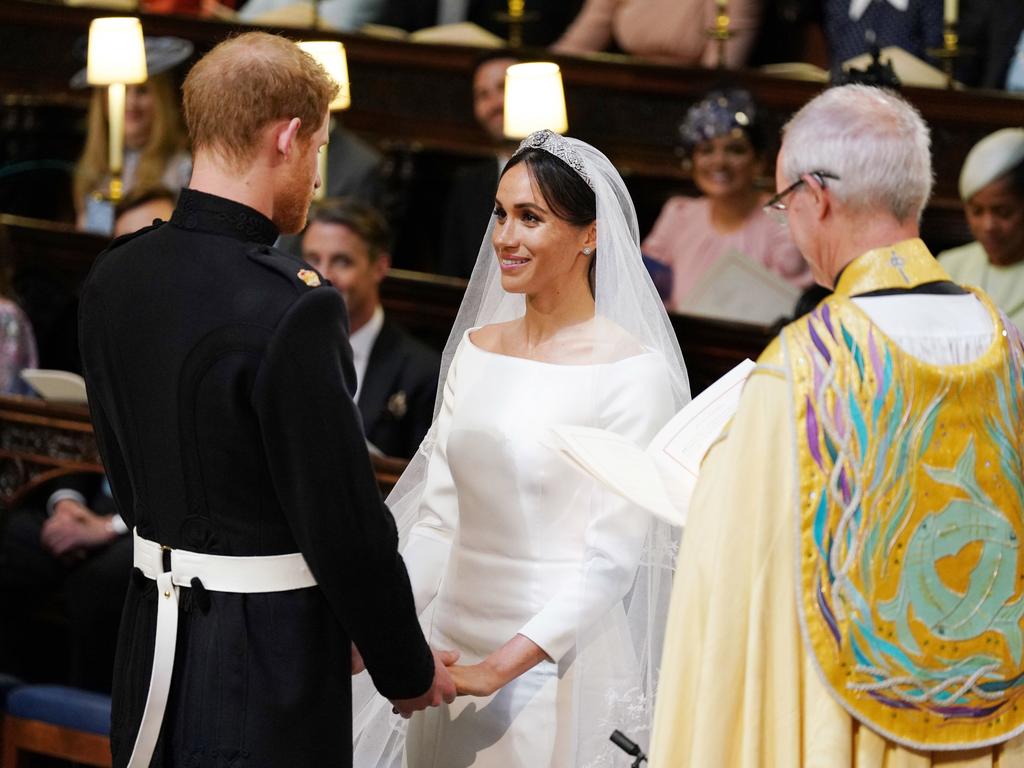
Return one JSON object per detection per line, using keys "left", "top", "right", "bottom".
{"left": 680, "top": 248, "right": 799, "bottom": 326}
{"left": 648, "top": 358, "right": 755, "bottom": 480}
{"left": 548, "top": 359, "right": 755, "bottom": 527}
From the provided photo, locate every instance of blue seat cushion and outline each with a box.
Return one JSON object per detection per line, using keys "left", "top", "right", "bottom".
{"left": 0, "top": 673, "right": 22, "bottom": 708}
{"left": 6, "top": 685, "right": 111, "bottom": 736}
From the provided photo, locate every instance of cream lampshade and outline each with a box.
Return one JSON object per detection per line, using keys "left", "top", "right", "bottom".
{"left": 87, "top": 17, "right": 147, "bottom": 203}
{"left": 298, "top": 40, "right": 351, "bottom": 200}
{"left": 87, "top": 17, "right": 148, "bottom": 86}
{"left": 298, "top": 41, "right": 351, "bottom": 111}
{"left": 503, "top": 62, "right": 568, "bottom": 139}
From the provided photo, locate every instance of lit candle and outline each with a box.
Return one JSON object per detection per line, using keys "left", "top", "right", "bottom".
{"left": 944, "top": 0, "right": 958, "bottom": 25}
{"left": 107, "top": 82, "right": 126, "bottom": 176}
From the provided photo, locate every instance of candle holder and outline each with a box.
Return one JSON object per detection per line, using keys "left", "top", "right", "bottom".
{"left": 494, "top": 0, "right": 538, "bottom": 48}
{"left": 926, "top": 21, "right": 972, "bottom": 89}
{"left": 706, "top": 6, "right": 732, "bottom": 69}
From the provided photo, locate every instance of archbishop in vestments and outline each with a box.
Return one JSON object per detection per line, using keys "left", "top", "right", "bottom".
{"left": 651, "top": 85, "right": 1024, "bottom": 767}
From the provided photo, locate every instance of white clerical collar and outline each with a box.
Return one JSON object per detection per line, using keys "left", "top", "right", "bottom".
{"left": 349, "top": 305, "right": 384, "bottom": 399}
{"left": 849, "top": 0, "right": 907, "bottom": 22}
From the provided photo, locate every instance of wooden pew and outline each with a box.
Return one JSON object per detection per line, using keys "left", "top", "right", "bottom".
{"left": 1, "top": 0, "right": 1022, "bottom": 250}
{"left": 0, "top": 209, "right": 772, "bottom": 498}
{"left": 0, "top": 393, "right": 407, "bottom": 504}
{"left": 2, "top": 214, "right": 774, "bottom": 394}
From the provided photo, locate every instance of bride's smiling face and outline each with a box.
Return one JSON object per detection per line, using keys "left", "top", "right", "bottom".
{"left": 492, "top": 163, "right": 593, "bottom": 296}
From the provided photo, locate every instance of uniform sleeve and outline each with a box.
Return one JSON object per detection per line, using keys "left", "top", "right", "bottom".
{"left": 517, "top": 357, "right": 676, "bottom": 662}
{"left": 251, "top": 287, "right": 434, "bottom": 701}
{"left": 551, "top": 0, "right": 618, "bottom": 53}
{"left": 79, "top": 280, "right": 138, "bottom": 531}
{"left": 401, "top": 349, "right": 461, "bottom": 615}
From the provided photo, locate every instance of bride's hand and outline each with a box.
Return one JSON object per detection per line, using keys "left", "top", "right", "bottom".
{"left": 446, "top": 635, "right": 550, "bottom": 697}
{"left": 447, "top": 662, "right": 503, "bottom": 698}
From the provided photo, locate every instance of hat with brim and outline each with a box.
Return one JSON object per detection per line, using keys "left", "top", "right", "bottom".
{"left": 959, "top": 127, "right": 1024, "bottom": 202}
{"left": 69, "top": 36, "right": 194, "bottom": 89}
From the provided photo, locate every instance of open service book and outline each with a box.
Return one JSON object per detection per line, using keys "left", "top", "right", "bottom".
{"left": 547, "top": 359, "right": 755, "bottom": 528}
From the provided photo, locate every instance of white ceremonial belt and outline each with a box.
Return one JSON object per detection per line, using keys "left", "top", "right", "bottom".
{"left": 127, "top": 529, "right": 317, "bottom": 768}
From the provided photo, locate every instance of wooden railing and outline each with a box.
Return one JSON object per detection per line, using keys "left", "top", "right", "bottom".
{"left": 0, "top": 394, "right": 407, "bottom": 504}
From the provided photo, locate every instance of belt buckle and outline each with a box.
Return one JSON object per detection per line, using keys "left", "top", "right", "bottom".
{"left": 160, "top": 544, "right": 172, "bottom": 573}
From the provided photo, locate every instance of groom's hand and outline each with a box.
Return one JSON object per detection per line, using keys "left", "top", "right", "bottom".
{"left": 390, "top": 649, "right": 459, "bottom": 718}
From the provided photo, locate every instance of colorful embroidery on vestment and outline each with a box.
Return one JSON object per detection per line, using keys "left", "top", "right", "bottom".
{"left": 790, "top": 243, "right": 1024, "bottom": 750}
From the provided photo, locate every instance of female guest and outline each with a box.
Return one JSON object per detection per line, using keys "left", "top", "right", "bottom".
{"left": 553, "top": 0, "right": 761, "bottom": 67}
{"left": 0, "top": 224, "right": 37, "bottom": 395}
{"left": 73, "top": 38, "right": 193, "bottom": 235}
{"left": 352, "top": 131, "right": 689, "bottom": 767}
{"left": 643, "top": 89, "right": 811, "bottom": 312}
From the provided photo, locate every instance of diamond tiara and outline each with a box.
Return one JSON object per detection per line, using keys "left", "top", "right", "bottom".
{"left": 514, "top": 130, "right": 594, "bottom": 189}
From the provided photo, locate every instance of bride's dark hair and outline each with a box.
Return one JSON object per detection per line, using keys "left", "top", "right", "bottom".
{"left": 500, "top": 148, "right": 596, "bottom": 226}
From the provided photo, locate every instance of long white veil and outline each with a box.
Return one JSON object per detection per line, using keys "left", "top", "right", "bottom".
{"left": 352, "top": 132, "right": 690, "bottom": 767}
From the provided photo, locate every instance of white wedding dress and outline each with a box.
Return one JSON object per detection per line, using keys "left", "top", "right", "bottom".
{"left": 400, "top": 330, "right": 676, "bottom": 768}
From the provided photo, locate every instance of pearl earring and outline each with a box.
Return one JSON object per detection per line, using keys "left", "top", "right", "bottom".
{"left": 583, "top": 247, "right": 593, "bottom": 256}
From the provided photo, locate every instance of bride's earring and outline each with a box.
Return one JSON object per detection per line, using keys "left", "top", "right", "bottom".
{"left": 583, "top": 247, "right": 593, "bottom": 256}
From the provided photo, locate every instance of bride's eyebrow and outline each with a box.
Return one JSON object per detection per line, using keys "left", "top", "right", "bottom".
{"left": 511, "top": 201, "right": 548, "bottom": 215}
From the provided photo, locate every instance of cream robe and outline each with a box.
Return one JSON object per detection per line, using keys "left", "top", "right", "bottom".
{"left": 651, "top": 292, "right": 1024, "bottom": 767}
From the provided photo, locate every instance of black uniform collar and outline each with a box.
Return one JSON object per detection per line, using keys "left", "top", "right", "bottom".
{"left": 171, "top": 188, "right": 279, "bottom": 246}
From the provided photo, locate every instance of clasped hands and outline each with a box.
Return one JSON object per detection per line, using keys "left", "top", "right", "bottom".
{"left": 353, "top": 633, "right": 548, "bottom": 718}
{"left": 42, "top": 499, "right": 119, "bottom": 560}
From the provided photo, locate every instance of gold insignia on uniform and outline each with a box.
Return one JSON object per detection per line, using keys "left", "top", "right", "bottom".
{"left": 387, "top": 391, "right": 408, "bottom": 419}
{"left": 297, "top": 269, "right": 321, "bottom": 287}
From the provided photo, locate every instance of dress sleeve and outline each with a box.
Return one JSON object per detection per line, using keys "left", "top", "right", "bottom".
{"left": 551, "top": 0, "right": 618, "bottom": 53}
{"left": 765, "top": 222, "right": 814, "bottom": 289}
{"left": 401, "top": 347, "right": 462, "bottom": 615}
{"left": 517, "top": 355, "right": 676, "bottom": 662}
{"left": 641, "top": 197, "right": 686, "bottom": 267}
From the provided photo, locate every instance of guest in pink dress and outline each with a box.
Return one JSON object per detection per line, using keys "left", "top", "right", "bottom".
{"left": 642, "top": 90, "right": 812, "bottom": 313}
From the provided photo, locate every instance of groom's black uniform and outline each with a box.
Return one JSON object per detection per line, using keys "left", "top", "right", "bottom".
{"left": 79, "top": 189, "right": 435, "bottom": 767}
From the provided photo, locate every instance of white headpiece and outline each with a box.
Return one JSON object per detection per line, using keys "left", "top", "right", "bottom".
{"left": 959, "top": 128, "right": 1024, "bottom": 201}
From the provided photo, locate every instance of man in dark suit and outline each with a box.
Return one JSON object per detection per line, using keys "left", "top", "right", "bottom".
{"left": 958, "top": 0, "right": 1024, "bottom": 91}
{"left": 302, "top": 199, "right": 440, "bottom": 459}
{"left": 78, "top": 32, "right": 454, "bottom": 768}
{"left": 0, "top": 472, "right": 131, "bottom": 693}
{"left": 439, "top": 52, "right": 518, "bottom": 279}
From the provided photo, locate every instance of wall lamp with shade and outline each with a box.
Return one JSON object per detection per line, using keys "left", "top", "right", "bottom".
{"left": 87, "top": 17, "right": 148, "bottom": 204}
{"left": 297, "top": 40, "right": 351, "bottom": 201}
{"left": 503, "top": 62, "right": 568, "bottom": 140}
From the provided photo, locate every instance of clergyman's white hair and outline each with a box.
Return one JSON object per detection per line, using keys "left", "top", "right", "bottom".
{"left": 781, "top": 85, "right": 933, "bottom": 223}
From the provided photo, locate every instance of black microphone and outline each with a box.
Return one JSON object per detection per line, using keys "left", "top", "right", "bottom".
{"left": 609, "top": 730, "right": 648, "bottom": 765}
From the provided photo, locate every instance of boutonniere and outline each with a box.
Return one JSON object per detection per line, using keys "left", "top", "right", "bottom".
{"left": 387, "top": 391, "right": 408, "bottom": 419}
